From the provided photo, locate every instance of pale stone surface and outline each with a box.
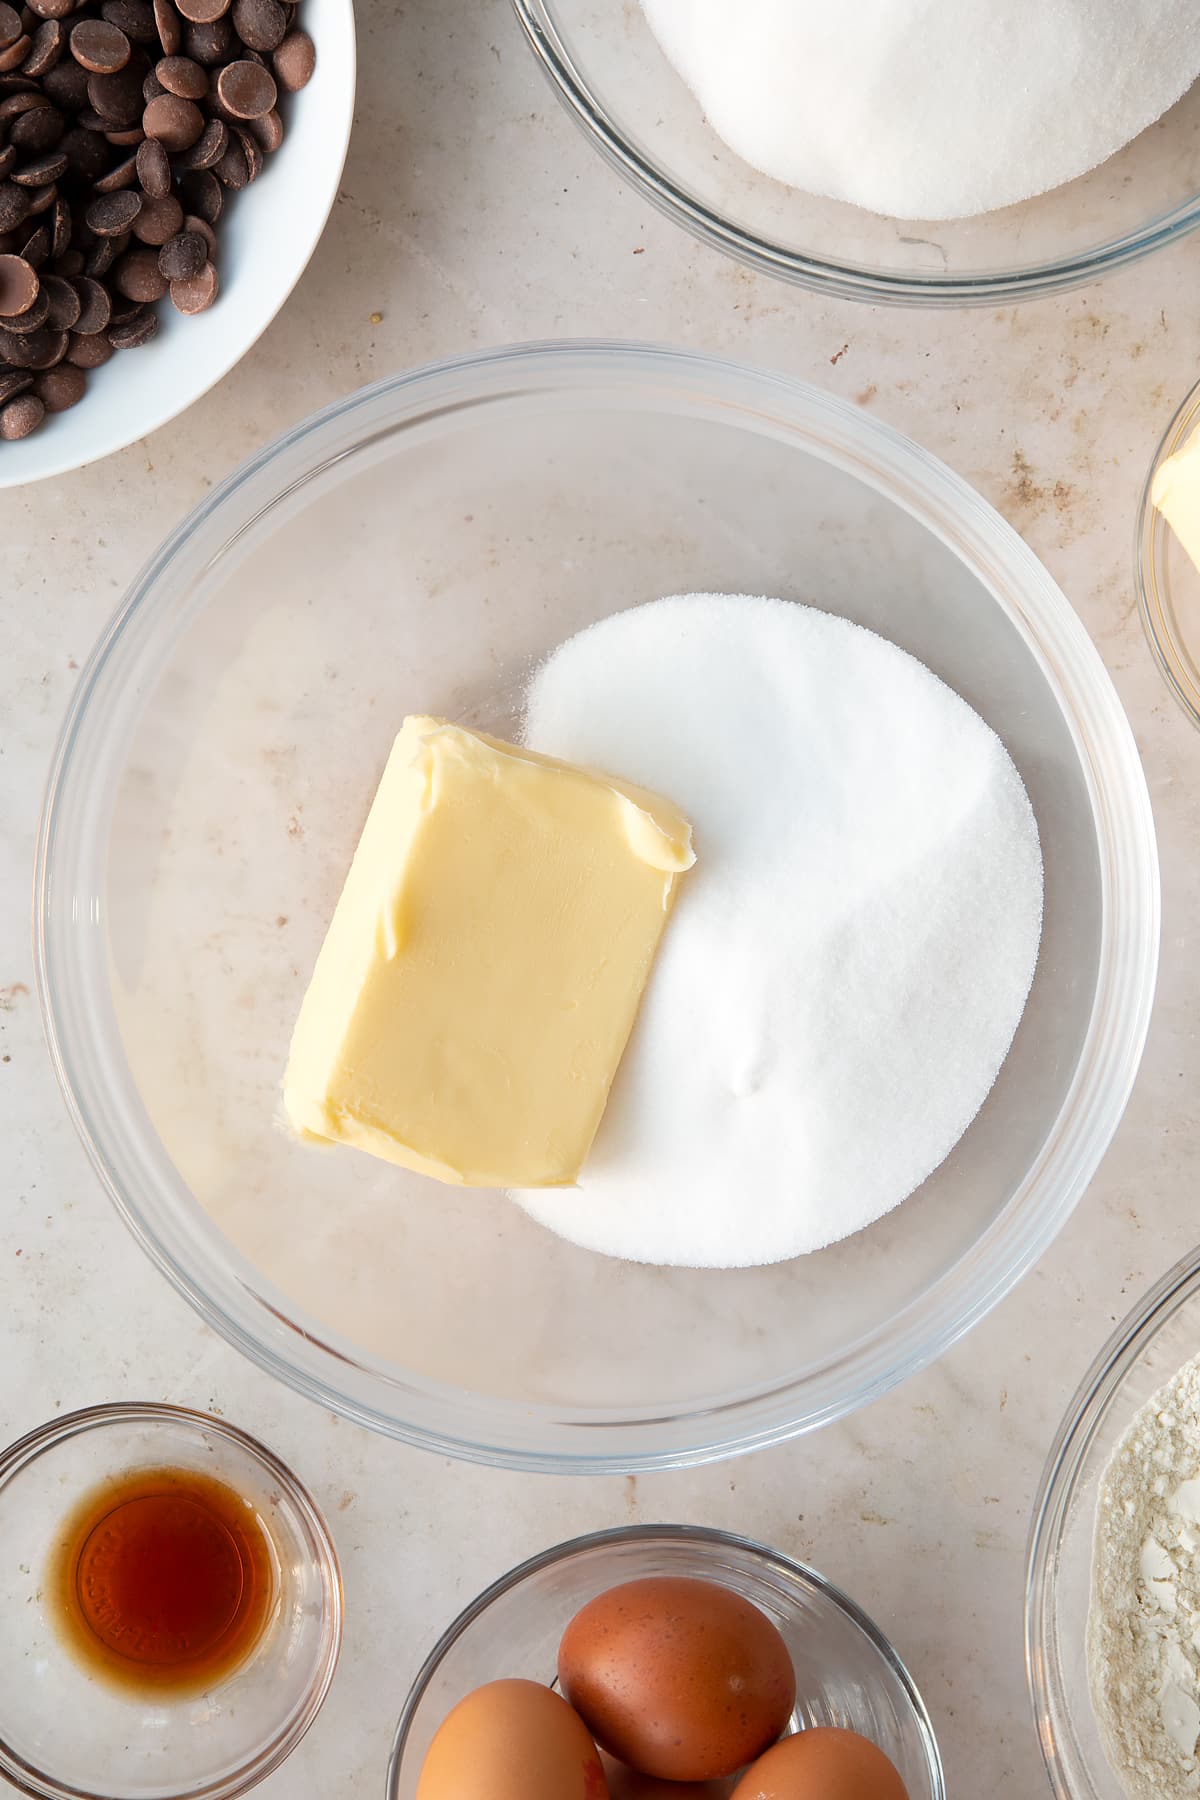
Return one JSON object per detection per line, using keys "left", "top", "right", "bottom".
{"left": 3, "top": 2, "right": 1200, "bottom": 1796}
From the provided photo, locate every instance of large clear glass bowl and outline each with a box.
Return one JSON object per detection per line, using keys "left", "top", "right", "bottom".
{"left": 1026, "top": 1252, "right": 1200, "bottom": 1798}
{"left": 512, "top": 2, "right": 1200, "bottom": 306}
{"left": 386, "top": 1525, "right": 945, "bottom": 1800}
{"left": 35, "top": 341, "right": 1159, "bottom": 1472}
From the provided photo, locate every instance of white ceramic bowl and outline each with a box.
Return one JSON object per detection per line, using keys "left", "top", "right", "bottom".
{"left": 0, "top": 0, "right": 355, "bottom": 490}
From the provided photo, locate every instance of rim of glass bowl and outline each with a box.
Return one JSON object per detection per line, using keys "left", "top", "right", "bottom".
{"left": 510, "top": 0, "right": 1200, "bottom": 308}
{"left": 1025, "top": 1249, "right": 1200, "bottom": 1799}
{"left": 1137, "top": 373, "right": 1200, "bottom": 729}
{"left": 384, "top": 1522, "right": 947, "bottom": 1800}
{"left": 0, "top": 1402, "right": 344, "bottom": 1800}
{"left": 34, "top": 339, "right": 1160, "bottom": 1474}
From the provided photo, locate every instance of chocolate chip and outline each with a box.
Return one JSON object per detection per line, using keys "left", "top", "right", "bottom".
{"left": 69, "top": 271, "right": 108, "bottom": 330}
{"left": 211, "top": 131, "right": 243, "bottom": 186}
{"left": 59, "top": 122, "right": 106, "bottom": 175}
{"left": 0, "top": 388, "right": 43, "bottom": 434}
{"left": 0, "top": 367, "right": 33, "bottom": 402}
{"left": 180, "top": 12, "right": 227, "bottom": 61}
{"left": 64, "top": 324, "right": 109, "bottom": 362}
{"left": 130, "top": 186, "right": 178, "bottom": 240}
{"left": 12, "top": 149, "right": 68, "bottom": 182}
{"left": 166, "top": 248, "right": 211, "bottom": 310}
{"left": 70, "top": 18, "right": 131, "bottom": 71}
{"left": 41, "top": 269, "right": 77, "bottom": 324}
{"left": 215, "top": 54, "right": 270, "bottom": 116}
{"left": 0, "top": 143, "right": 20, "bottom": 180}
{"left": 232, "top": 120, "right": 258, "bottom": 179}
{"left": 84, "top": 185, "right": 138, "bottom": 232}
{"left": 230, "top": 0, "right": 281, "bottom": 50}
{"left": 170, "top": 109, "right": 220, "bottom": 164}
{"left": 0, "top": 249, "right": 37, "bottom": 311}
{"left": 9, "top": 97, "right": 63, "bottom": 145}
{"left": 0, "top": 320, "right": 49, "bottom": 361}
{"left": 0, "top": 183, "right": 31, "bottom": 229}
{"left": 0, "top": 276, "right": 45, "bottom": 325}
{"left": 101, "top": 0, "right": 158, "bottom": 42}
{"left": 105, "top": 296, "right": 153, "bottom": 341}
{"left": 88, "top": 59, "right": 143, "bottom": 121}
{"left": 0, "top": 3, "right": 22, "bottom": 48}
{"left": 41, "top": 56, "right": 86, "bottom": 105}
{"left": 152, "top": 0, "right": 178, "bottom": 51}
{"left": 0, "top": 33, "right": 30, "bottom": 70}
{"left": 0, "top": 87, "right": 42, "bottom": 116}
{"left": 91, "top": 146, "right": 138, "bottom": 188}
{"left": 33, "top": 357, "right": 82, "bottom": 405}
{"left": 141, "top": 87, "right": 200, "bottom": 145}
{"left": 111, "top": 240, "right": 163, "bottom": 296}
{"left": 29, "top": 321, "right": 64, "bottom": 361}
{"left": 177, "top": 163, "right": 218, "bottom": 219}
{"left": 272, "top": 23, "right": 308, "bottom": 91}
{"left": 19, "top": 217, "right": 48, "bottom": 261}
{"left": 180, "top": 207, "right": 211, "bottom": 254}
{"left": 175, "top": 0, "right": 227, "bottom": 21}
{"left": 134, "top": 133, "right": 168, "bottom": 194}
{"left": 154, "top": 48, "right": 202, "bottom": 92}
{"left": 21, "top": 15, "right": 63, "bottom": 71}
{"left": 155, "top": 222, "right": 199, "bottom": 276}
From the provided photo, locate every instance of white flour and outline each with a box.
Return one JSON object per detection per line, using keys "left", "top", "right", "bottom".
{"left": 1091, "top": 1355, "right": 1200, "bottom": 1798}
{"left": 515, "top": 594, "right": 1043, "bottom": 1269}
{"left": 641, "top": 0, "right": 1200, "bottom": 220}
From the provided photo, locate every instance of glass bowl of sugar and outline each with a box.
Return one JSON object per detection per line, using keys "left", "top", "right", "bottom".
{"left": 512, "top": 1, "right": 1200, "bottom": 305}
{"left": 36, "top": 340, "right": 1158, "bottom": 1472}
{"left": 1026, "top": 1250, "right": 1200, "bottom": 1800}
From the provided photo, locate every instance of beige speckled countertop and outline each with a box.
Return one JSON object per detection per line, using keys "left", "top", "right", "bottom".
{"left": 4, "top": 2, "right": 1200, "bottom": 1795}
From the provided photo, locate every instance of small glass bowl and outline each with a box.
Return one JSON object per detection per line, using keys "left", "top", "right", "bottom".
{"left": 0, "top": 1403, "right": 343, "bottom": 1800}
{"left": 1026, "top": 1250, "right": 1200, "bottom": 1798}
{"left": 1138, "top": 375, "right": 1200, "bottom": 729}
{"left": 513, "top": 0, "right": 1200, "bottom": 305}
{"left": 387, "top": 1523, "right": 945, "bottom": 1799}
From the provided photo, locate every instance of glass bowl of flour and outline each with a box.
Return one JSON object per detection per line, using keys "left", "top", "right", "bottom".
{"left": 1026, "top": 1251, "right": 1200, "bottom": 1800}
{"left": 36, "top": 341, "right": 1158, "bottom": 1471}
{"left": 512, "top": 0, "right": 1200, "bottom": 304}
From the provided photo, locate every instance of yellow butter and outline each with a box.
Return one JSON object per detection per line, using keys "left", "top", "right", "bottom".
{"left": 282, "top": 717, "right": 694, "bottom": 1188}
{"left": 1152, "top": 429, "right": 1200, "bottom": 576}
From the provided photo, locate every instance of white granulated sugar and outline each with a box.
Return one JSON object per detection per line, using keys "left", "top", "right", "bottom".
{"left": 641, "top": 0, "right": 1200, "bottom": 220}
{"left": 515, "top": 594, "right": 1043, "bottom": 1269}
{"left": 1091, "top": 1355, "right": 1200, "bottom": 1800}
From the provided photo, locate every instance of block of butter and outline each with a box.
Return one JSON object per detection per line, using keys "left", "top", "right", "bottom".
{"left": 283, "top": 717, "right": 694, "bottom": 1188}
{"left": 1152, "top": 429, "right": 1200, "bottom": 576}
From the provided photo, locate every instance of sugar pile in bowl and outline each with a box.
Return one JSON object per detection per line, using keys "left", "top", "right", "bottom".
{"left": 640, "top": 0, "right": 1200, "bottom": 219}
{"left": 514, "top": 594, "right": 1043, "bottom": 1270}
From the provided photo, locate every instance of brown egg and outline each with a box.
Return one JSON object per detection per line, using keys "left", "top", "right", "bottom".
{"left": 729, "top": 1727, "right": 910, "bottom": 1799}
{"left": 559, "top": 1575, "right": 796, "bottom": 1781}
{"left": 601, "top": 1748, "right": 732, "bottom": 1799}
{"left": 414, "top": 1677, "right": 610, "bottom": 1800}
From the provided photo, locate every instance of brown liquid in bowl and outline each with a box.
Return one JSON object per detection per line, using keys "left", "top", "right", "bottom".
{"left": 48, "top": 1465, "right": 275, "bottom": 1695}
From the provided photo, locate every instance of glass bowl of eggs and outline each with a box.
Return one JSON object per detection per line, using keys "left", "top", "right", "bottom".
{"left": 512, "top": 0, "right": 1200, "bottom": 304}
{"left": 35, "top": 339, "right": 1158, "bottom": 1472}
{"left": 387, "top": 1523, "right": 945, "bottom": 1799}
